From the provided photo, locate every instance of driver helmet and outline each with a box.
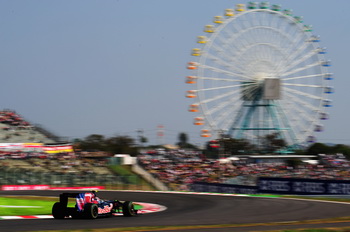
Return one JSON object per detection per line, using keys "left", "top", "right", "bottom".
{"left": 91, "top": 190, "right": 98, "bottom": 197}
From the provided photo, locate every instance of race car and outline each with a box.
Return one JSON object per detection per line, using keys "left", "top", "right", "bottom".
{"left": 52, "top": 191, "right": 137, "bottom": 219}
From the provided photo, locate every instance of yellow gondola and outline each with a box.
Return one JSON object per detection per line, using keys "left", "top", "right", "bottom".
{"left": 191, "top": 48, "right": 201, "bottom": 56}
{"left": 236, "top": 4, "right": 245, "bottom": 12}
{"left": 197, "top": 36, "right": 207, "bottom": 44}
{"left": 204, "top": 25, "right": 215, "bottom": 33}
{"left": 213, "top": 16, "right": 224, "bottom": 24}
{"left": 225, "top": 9, "right": 234, "bottom": 17}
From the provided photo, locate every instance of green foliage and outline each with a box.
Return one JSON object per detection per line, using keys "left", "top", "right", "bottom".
{"left": 176, "top": 132, "right": 199, "bottom": 149}
{"left": 286, "top": 158, "right": 302, "bottom": 168}
{"left": 76, "top": 134, "right": 138, "bottom": 156}
{"left": 220, "top": 138, "right": 254, "bottom": 155}
{"left": 306, "top": 143, "right": 350, "bottom": 159}
{"left": 306, "top": 143, "right": 331, "bottom": 155}
{"left": 109, "top": 165, "right": 140, "bottom": 184}
{"left": 261, "top": 133, "right": 287, "bottom": 153}
{"left": 104, "top": 136, "right": 138, "bottom": 155}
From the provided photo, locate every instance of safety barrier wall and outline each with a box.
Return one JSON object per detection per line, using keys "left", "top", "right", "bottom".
{"left": 191, "top": 177, "right": 350, "bottom": 195}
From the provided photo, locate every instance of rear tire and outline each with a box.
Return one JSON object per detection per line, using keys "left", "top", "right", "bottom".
{"left": 84, "top": 203, "right": 98, "bottom": 219}
{"left": 122, "top": 201, "right": 136, "bottom": 217}
{"left": 52, "top": 202, "right": 66, "bottom": 219}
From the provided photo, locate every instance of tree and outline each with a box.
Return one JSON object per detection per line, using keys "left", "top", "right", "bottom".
{"left": 77, "top": 134, "right": 138, "bottom": 156}
{"left": 306, "top": 143, "right": 330, "bottom": 155}
{"left": 139, "top": 136, "right": 148, "bottom": 145}
{"left": 177, "top": 133, "right": 188, "bottom": 147}
{"left": 79, "top": 134, "right": 106, "bottom": 151}
{"left": 105, "top": 136, "right": 137, "bottom": 155}
{"left": 220, "top": 138, "right": 254, "bottom": 155}
{"left": 177, "top": 132, "right": 198, "bottom": 149}
{"left": 261, "top": 133, "right": 287, "bottom": 153}
{"left": 331, "top": 144, "right": 350, "bottom": 159}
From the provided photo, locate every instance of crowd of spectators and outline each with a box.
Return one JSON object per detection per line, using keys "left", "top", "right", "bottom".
{"left": 0, "top": 150, "right": 112, "bottom": 175}
{"left": 0, "top": 110, "right": 60, "bottom": 143}
{"left": 0, "top": 110, "right": 31, "bottom": 130}
{"left": 2, "top": 145, "right": 350, "bottom": 191}
{"left": 138, "top": 149, "right": 350, "bottom": 191}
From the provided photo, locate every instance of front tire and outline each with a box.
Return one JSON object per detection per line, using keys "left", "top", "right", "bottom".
{"left": 122, "top": 201, "right": 136, "bottom": 217}
{"left": 84, "top": 203, "right": 98, "bottom": 219}
{"left": 52, "top": 202, "right": 66, "bottom": 219}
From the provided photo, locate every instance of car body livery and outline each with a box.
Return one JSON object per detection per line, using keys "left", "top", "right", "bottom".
{"left": 52, "top": 192, "right": 137, "bottom": 219}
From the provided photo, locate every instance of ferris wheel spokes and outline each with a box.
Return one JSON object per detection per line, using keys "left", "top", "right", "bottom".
{"left": 200, "top": 64, "right": 252, "bottom": 80}
{"left": 283, "top": 91, "right": 321, "bottom": 114}
{"left": 199, "top": 88, "right": 241, "bottom": 105}
{"left": 283, "top": 73, "right": 324, "bottom": 81}
{"left": 281, "top": 60, "right": 324, "bottom": 77}
{"left": 280, "top": 48, "right": 322, "bottom": 75}
{"left": 283, "top": 85, "right": 323, "bottom": 101}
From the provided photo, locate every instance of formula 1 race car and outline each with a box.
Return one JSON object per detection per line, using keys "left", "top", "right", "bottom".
{"left": 52, "top": 191, "right": 137, "bottom": 219}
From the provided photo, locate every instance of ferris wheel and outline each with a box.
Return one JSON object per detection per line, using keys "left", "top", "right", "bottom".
{"left": 185, "top": 2, "right": 333, "bottom": 148}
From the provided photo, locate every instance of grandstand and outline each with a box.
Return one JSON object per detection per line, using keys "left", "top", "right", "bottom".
{"left": 0, "top": 110, "right": 64, "bottom": 143}
{"left": 0, "top": 109, "right": 146, "bottom": 189}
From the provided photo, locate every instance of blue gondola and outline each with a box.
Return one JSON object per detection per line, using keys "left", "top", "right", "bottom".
{"left": 314, "top": 125, "right": 323, "bottom": 132}
{"left": 307, "top": 136, "right": 316, "bottom": 143}
{"left": 317, "top": 47, "right": 327, "bottom": 54}
{"left": 321, "top": 60, "right": 331, "bottom": 67}
{"left": 320, "top": 112, "right": 329, "bottom": 120}
{"left": 324, "top": 73, "right": 333, "bottom": 80}
{"left": 324, "top": 87, "right": 334, "bottom": 94}
{"left": 323, "top": 99, "right": 332, "bottom": 107}
{"left": 309, "top": 35, "right": 320, "bottom": 42}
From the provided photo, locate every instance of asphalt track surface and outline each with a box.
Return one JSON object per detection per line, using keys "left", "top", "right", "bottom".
{"left": 2, "top": 190, "right": 350, "bottom": 232}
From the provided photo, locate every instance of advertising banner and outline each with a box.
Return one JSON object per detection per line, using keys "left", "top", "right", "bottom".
{"left": 42, "top": 145, "right": 73, "bottom": 154}
{"left": 1, "top": 185, "right": 50, "bottom": 191}
{"left": 191, "top": 178, "right": 350, "bottom": 195}
{"left": 0, "top": 143, "right": 73, "bottom": 153}
{"left": 258, "top": 177, "right": 350, "bottom": 195}
{"left": 191, "top": 182, "right": 258, "bottom": 194}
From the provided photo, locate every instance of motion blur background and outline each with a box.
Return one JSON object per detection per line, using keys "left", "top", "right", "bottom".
{"left": 0, "top": 0, "right": 348, "bottom": 146}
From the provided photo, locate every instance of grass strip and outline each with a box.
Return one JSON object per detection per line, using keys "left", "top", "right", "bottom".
{"left": 0, "top": 196, "right": 54, "bottom": 216}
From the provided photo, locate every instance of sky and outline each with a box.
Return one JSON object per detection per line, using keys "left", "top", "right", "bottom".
{"left": 0, "top": 0, "right": 349, "bottom": 146}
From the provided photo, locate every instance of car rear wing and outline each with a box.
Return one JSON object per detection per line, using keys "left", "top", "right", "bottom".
{"left": 59, "top": 192, "right": 81, "bottom": 207}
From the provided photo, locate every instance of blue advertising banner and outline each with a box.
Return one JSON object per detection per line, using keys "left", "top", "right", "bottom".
{"left": 191, "top": 182, "right": 258, "bottom": 194}
{"left": 191, "top": 178, "right": 350, "bottom": 195}
{"left": 258, "top": 177, "right": 350, "bottom": 195}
